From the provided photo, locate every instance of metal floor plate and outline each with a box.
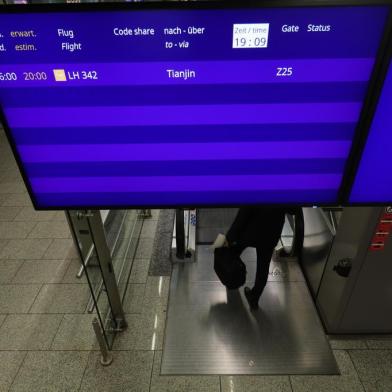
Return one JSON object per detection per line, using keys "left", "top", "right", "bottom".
{"left": 162, "top": 245, "right": 339, "bottom": 375}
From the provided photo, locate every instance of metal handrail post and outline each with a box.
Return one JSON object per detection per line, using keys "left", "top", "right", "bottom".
{"left": 87, "top": 211, "right": 127, "bottom": 331}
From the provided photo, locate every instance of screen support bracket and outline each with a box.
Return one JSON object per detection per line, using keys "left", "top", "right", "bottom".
{"left": 85, "top": 210, "right": 128, "bottom": 331}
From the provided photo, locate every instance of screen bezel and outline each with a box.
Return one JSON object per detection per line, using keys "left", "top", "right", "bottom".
{"left": 1, "top": 0, "right": 391, "bottom": 211}
{"left": 344, "top": 44, "right": 392, "bottom": 205}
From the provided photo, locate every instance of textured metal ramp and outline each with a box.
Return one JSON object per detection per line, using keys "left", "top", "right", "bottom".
{"left": 162, "top": 245, "right": 339, "bottom": 375}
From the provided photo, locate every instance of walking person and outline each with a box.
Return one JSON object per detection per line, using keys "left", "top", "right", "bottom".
{"left": 213, "top": 207, "right": 286, "bottom": 310}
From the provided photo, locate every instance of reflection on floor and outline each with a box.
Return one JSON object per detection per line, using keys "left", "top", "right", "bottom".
{"left": 162, "top": 246, "right": 338, "bottom": 375}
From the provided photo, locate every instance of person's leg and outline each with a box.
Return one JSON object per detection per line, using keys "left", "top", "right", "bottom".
{"left": 244, "top": 210, "right": 286, "bottom": 309}
{"left": 226, "top": 207, "right": 254, "bottom": 246}
{"left": 291, "top": 208, "right": 304, "bottom": 258}
{"left": 253, "top": 242, "right": 276, "bottom": 298}
{"left": 212, "top": 207, "right": 254, "bottom": 249}
{"left": 244, "top": 241, "right": 276, "bottom": 309}
{"left": 277, "top": 208, "right": 304, "bottom": 259}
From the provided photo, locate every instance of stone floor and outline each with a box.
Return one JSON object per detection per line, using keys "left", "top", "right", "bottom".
{"left": 1, "top": 128, "right": 392, "bottom": 391}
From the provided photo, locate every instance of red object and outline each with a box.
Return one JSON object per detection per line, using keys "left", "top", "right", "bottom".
{"left": 377, "top": 222, "right": 392, "bottom": 233}
{"left": 381, "top": 212, "right": 392, "bottom": 220}
{"left": 369, "top": 208, "right": 392, "bottom": 251}
{"left": 370, "top": 243, "right": 385, "bottom": 251}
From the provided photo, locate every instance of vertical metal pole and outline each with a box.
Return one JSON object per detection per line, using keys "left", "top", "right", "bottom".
{"left": 87, "top": 211, "right": 127, "bottom": 331}
{"left": 92, "top": 318, "right": 113, "bottom": 366}
{"left": 175, "top": 209, "right": 185, "bottom": 259}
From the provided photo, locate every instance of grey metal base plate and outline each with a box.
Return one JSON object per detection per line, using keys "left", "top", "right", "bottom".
{"left": 162, "top": 245, "right": 338, "bottom": 375}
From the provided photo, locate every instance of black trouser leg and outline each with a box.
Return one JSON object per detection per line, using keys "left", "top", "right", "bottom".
{"left": 251, "top": 213, "right": 286, "bottom": 301}
{"left": 226, "top": 207, "right": 254, "bottom": 245}
{"left": 292, "top": 208, "right": 304, "bottom": 258}
{"left": 252, "top": 241, "right": 276, "bottom": 300}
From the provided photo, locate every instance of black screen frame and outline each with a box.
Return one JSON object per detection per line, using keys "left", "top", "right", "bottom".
{"left": 342, "top": 42, "right": 392, "bottom": 206}
{"left": 1, "top": 0, "right": 392, "bottom": 211}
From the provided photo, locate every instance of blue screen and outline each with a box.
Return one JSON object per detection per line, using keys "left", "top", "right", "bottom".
{"left": 350, "top": 58, "right": 392, "bottom": 203}
{"left": 0, "top": 5, "right": 389, "bottom": 208}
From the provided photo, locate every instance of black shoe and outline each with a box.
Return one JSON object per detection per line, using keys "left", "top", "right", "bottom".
{"left": 274, "top": 248, "right": 298, "bottom": 262}
{"left": 244, "top": 287, "right": 259, "bottom": 310}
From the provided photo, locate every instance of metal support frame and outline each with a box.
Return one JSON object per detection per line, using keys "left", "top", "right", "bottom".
{"left": 92, "top": 318, "right": 113, "bottom": 366}
{"left": 65, "top": 210, "right": 98, "bottom": 279}
{"left": 86, "top": 211, "right": 127, "bottom": 331}
{"left": 175, "top": 209, "right": 185, "bottom": 259}
{"left": 86, "top": 210, "right": 128, "bottom": 313}
{"left": 171, "top": 209, "right": 196, "bottom": 263}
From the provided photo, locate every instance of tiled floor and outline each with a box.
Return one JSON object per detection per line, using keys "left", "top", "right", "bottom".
{"left": 1, "top": 128, "right": 392, "bottom": 391}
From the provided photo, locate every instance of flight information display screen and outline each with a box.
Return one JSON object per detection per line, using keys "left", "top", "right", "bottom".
{"left": 350, "top": 57, "right": 392, "bottom": 204}
{"left": 0, "top": 4, "right": 389, "bottom": 208}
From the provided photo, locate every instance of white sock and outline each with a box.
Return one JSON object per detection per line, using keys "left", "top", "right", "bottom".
{"left": 211, "top": 233, "right": 227, "bottom": 249}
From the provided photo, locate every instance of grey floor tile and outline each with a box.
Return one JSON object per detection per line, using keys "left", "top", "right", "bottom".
{"left": 129, "top": 258, "right": 150, "bottom": 284}
{"left": 366, "top": 337, "right": 392, "bottom": 349}
{"left": 29, "top": 284, "right": 90, "bottom": 314}
{"left": 0, "top": 285, "right": 41, "bottom": 313}
{"left": 0, "top": 206, "right": 20, "bottom": 221}
{"left": 80, "top": 351, "right": 153, "bottom": 392}
{"left": 0, "top": 194, "right": 9, "bottom": 205}
{"left": 42, "top": 238, "right": 78, "bottom": 260}
{"left": 221, "top": 375, "right": 292, "bottom": 392}
{"left": 61, "top": 258, "right": 101, "bottom": 285}
{"left": 10, "top": 351, "right": 88, "bottom": 392}
{"left": 144, "top": 278, "right": 168, "bottom": 303}
{"left": 151, "top": 351, "right": 220, "bottom": 392}
{"left": 2, "top": 193, "right": 32, "bottom": 207}
{"left": 329, "top": 336, "right": 368, "bottom": 350}
{"left": 0, "top": 260, "right": 22, "bottom": 283}
{"left": 12, "top": 260, "right": 70, "bottom": 284}
{"left": 155, "top": 211, "right": 175, "bottom": 235}
{"left": 349, "top": 350, "right": 392, "bottom": 382}
{"left": 0, "top": 314, "right": 62, "bottom": 350}
{"left": 28, "top": 221, "right": 71, "bottom": 239}
{"left": 290, "top": 350, "right": 364, "bottom": 392}
{"left": 60, "top": 258, "right": 84, "bottom": 283}
{"left": 123, "top": 284, "right": 146, "bottom": 313}
{"left": 112, "top": 312, "right": 166, "bottom": 350}
{"left": 52, "top": 211, "right": 67, "bottom": 221}
{"left": 0, "top": 162, "right": 19, "bottom": 173}
{"left": 0, "top": 169, "right": 22, "bottom": 182}
{"left": 140, "top": 220, "right": 158, "bottom": 239}
{"left": 0, "top": 221, "right": 36, "bottom": 239}
{"left": 362, "top": 376, "right": 392, "bottom": 392}
{"left": 145, "top": 276, "right": 170, "bottom": 299}
{"left": 0, "top": 181, "right": 26, "bottom": 194}
{"left": 149, "top": 210, "right": 160, "bottom": 220}
{"left": 135, "top": 238, "right": 154, "bottom": 259}
{"left": 0, "top": 351, "right": 27, "bottom": 392}
{"left": 0, "top": 239, "right": 8, "bottom": 253}
{"left": 51, "top": 314, "right": 97, "bottom": 350}
{"left": 141, "top": 295, "right": 168, "bottom": 314}
{"left": 149, "top": 231, "right": 172, "bottom": 277}
{"left": 0, "top": 238, "right": 52, "bottom": 259}
{"left": 14, "top": 207, "right": 57, "bottom": 222}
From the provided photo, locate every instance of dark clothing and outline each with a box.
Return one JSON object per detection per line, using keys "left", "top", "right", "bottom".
{"left": 226, "top": 207, "right": 286, "bottom": 300}
{"left": 284, "top": 207, "right": 304, "bottom": 258}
